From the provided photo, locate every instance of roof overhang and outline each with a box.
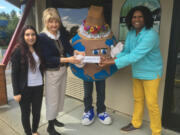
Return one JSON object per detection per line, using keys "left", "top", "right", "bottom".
{"left": 47, "top": 0, "right": 112, "bottom": 8}
{"left": 5, "top": 0, "right": 27, "bottom": 8}
{"left": 5, "top": 0, "right": 112, "bottom": 8}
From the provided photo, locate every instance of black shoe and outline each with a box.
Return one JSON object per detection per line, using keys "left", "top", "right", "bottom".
{"left": 54, "top": 119, "right": 64, "bottom": 127}
{"left": 47, "top": 127, "right": 61, "bottom": 135}
{"left": 25, "top": 131, "right": 32, "bottom": 135}
{"left": 120, "top": 123, "right": 138, "bottom": 133}
{"left": 26, "top": 133, "right": 32, "bottom": 135}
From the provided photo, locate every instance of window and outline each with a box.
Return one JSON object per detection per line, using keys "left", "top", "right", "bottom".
{"left": 58, "top": 8, "right": 88, "bottom": 39}
{"left": 119, "top": 0, "right": 161, "bottom": 41}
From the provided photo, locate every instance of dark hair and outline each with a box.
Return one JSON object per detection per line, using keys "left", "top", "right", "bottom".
{"left": 16, "top": 25, "right": 43, "bottom": 71}
{"left": 69, "top": 26, "right": 79, "bottom": 39}
{"left": 60, "top": 25, "right": 71, "bottom": 40}
{"left": 126, "top": 6, "right": 153, "bottom": 30}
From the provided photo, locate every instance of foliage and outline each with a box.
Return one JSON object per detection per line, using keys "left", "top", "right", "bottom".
{"left": 0, "top": 10, "right": 19, "bottom": 46}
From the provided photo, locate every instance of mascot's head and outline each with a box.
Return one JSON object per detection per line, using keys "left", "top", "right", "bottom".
{"left": 78, "top": 5, "right": 112, "bottom": 39}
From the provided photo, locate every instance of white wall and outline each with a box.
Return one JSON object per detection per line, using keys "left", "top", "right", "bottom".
{"left": 105, "top": 0, "right": 174, "bottom": 121}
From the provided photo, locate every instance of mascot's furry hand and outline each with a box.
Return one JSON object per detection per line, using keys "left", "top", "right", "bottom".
{"left": 74, "top": 54, "right": 85, "bottom": 68}
{"left": 110, "top": 42, "right": 124, "bottom": 58}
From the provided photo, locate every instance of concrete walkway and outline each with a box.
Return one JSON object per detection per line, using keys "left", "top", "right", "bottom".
{"left": 0, "top": 68, "right": 180, "bottom": 135}
{"left": 0, "top": 95, "right": 180, "bottom": 135}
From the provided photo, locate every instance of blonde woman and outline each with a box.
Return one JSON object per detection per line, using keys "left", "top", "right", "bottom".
{"left": 39, "top": 8, "right": 84, "bottom": 135}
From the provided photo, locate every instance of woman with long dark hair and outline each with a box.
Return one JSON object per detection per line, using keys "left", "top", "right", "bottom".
{"left": 11, "top": 25, "right": 44, "bottom": 135}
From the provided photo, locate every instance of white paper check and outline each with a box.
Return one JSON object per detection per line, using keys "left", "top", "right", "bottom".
{"left": 82, "top": 56, "right": 100, "bottom": 63}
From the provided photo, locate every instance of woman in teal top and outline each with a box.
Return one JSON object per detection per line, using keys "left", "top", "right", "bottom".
{"left": 115, "top": 27, "right": 163, "bottom": 80}
{"left": 100, "top": 6, "right": 163, "bottom": 135}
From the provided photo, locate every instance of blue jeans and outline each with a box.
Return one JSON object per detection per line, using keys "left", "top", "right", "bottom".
{"left": 83, "top": 80, "right": 106, "bottom": 114}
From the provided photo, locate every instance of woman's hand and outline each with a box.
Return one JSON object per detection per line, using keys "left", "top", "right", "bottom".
{"left": 68, "top": 56, "right": 81, "bottom": 64}
{"left": 99, "top": 56, "right": 115, "bottom": 67}
{"left": 14, "top": 94, "right": 21, "bottom": 102}
{"left": 74, "top": 50, "right": 85, "bottom": 56}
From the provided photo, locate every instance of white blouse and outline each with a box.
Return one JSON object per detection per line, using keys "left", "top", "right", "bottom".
{"left": 27, "top": 52, "right": 43, "bottom": 86}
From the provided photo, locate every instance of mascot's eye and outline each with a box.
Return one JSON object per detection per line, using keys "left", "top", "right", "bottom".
{"left": 101, "top": 48, "right": 107, "bottom": 55}
{"left": 92, "top": 49, "right": 99, "bottom": 55}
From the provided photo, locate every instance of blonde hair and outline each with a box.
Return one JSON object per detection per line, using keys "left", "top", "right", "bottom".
{"left": 42, "top": 8, "right": 61, "bottom": 31}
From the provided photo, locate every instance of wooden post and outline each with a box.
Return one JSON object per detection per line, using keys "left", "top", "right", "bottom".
{"left": 0, "top": 64, "right": 7, "bottom": 105}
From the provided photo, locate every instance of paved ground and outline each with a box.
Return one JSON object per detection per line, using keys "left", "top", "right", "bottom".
{"left": 0, "top": 96, "right": 180, "bottom": 135}
{"left": 0, "top": 67, "right": 180, "bottom": 135}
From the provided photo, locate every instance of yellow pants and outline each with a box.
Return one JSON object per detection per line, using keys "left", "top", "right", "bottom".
{"left": 131, "top": 78, "right": 162, "bottom": 135}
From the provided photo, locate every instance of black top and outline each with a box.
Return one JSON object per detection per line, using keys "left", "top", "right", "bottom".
{"left": 39, "top": 29, "right": 74, "bottom": 69}
{"left": 11, "top": 47, "right": 43, "bottom": 95}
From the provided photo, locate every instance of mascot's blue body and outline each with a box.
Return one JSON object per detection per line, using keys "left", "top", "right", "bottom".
{"left": 70, "top": 33, "right": 118, "bottom": 82}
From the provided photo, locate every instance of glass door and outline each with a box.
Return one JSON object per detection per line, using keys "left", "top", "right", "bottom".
{"left": 162, "top": 0, "right": 180, "bottom": 132}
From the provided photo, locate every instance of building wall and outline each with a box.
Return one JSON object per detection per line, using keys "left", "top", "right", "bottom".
{"left": 33, "top": 0, "right": 174, "bottom": 121}
{"left": 106, "top": 0, "right": 174, "bottom": 121}
{"left": 34, "top": 0, "right": 46, "bottom": 32}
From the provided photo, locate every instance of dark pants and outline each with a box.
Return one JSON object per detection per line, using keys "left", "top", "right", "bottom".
{"left": 19, "top": 85, "right": 43, "bottom": 135}
{"left": 83, "top": 80, "right": 106, "bottom": 114}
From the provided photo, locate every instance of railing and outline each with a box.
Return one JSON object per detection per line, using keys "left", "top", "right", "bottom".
{"left": 0, "top": 0, "right": 34, "bottom": 105}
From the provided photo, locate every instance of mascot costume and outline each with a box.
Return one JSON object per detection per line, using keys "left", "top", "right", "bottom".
{"left": 70, "top": 5, "right": 123, "bottom": 126}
